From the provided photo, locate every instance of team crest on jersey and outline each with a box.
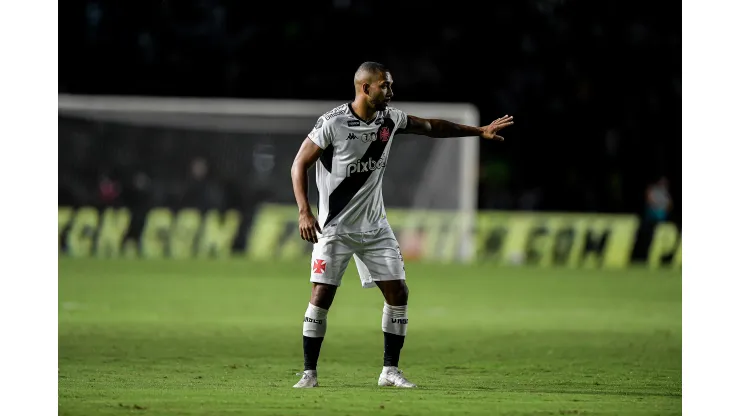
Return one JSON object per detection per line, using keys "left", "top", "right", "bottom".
{"left": 314, "top": 117, "right": 324, "bottom": 130}
{"left": 379, "top": 127, "right": 391, "bottom": 142}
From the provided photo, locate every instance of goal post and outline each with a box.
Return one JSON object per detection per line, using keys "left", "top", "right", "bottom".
{"left": 58, "top": 94, "right": 480, "bottom": 262}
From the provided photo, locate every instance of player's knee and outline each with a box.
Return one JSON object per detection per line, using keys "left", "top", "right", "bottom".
{"left": 311, "top": 283, "right": 337, "bottom": 310}
{"left": 398, "top": 282, "right": 409, "bottom": 304}
{"left": 386, "top": 281, "right": 409, "bottom": 305}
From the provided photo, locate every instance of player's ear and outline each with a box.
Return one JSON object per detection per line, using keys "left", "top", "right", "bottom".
{"left": 363, "top": 83, "right": 370, "bottom": 95}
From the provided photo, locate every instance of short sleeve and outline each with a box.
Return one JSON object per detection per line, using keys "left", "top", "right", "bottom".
{"left": 392, "top": 107, "right": 408, "bottom": 130}
{"left": 308, "top": 116, "right": 333, "bottom": 149}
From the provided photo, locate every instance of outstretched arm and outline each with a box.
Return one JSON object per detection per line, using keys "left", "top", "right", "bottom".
{"left": 400, "top": 114, "right": 514, "bottom": 141}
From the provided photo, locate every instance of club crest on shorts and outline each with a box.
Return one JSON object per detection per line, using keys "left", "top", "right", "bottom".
{"left": 312, "top": 259, "right": 326, "bottom": 274}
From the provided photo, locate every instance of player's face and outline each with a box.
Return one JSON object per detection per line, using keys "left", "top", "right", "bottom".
{"left": 368, "top": 72, "right": 394, "bottom": 111}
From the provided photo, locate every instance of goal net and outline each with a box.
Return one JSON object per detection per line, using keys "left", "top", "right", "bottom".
{"left": 58, "top": 94, "right": 479, "bottom": 262}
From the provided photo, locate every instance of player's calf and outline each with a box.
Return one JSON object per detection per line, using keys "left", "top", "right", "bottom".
{"left": 295, "top": 283, "right": 337, "bottom": 388}
{"left": 375, "top": 280, "right": 416, "bottom": 387}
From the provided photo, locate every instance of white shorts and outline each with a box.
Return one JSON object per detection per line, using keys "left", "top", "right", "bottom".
{"left": 310, "top": 226, "right": 406, "bottom": 288}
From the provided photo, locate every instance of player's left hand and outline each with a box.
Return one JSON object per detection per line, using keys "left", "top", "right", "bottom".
{"left": 480, "top": 115, "right": 514, "bottom": 141}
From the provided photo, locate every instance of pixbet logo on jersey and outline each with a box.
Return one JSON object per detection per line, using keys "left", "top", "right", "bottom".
{"left": 346, "top": 156, "right": 386, "bottom": 176}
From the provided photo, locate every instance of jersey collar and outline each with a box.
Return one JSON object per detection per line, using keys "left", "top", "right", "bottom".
{"left": 347, "top": 102, "right": 379, "bottom": 125}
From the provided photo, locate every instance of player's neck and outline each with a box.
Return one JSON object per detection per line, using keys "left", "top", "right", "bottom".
{"left": 350, "top": 99, "right": 378, "bottom": 123}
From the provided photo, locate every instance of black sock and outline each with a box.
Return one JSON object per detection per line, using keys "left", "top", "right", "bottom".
{"left": 383, "top": 332, "right": 406, "bottom": 367}
{"left": 303, "top": 336, "right": 324, "bottom": 371}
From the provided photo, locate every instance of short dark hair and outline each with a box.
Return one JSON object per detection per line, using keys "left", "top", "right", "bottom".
{"left": 356, "top": 61, "right": 388, "bottom": 75}
{"left": 354, "top": 62, "right": 390, "bottom": 86}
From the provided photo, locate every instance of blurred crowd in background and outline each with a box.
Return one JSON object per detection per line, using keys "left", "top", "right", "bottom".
{"left": 59, "top": 0, "right": 680, "bottom": 224}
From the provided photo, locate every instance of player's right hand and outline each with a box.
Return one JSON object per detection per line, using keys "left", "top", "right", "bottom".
{"left": 298, "top": 211, "right": 322, "bottom": 244}
{"left": 480, "top": 115, "right": 514, "bottom": 141}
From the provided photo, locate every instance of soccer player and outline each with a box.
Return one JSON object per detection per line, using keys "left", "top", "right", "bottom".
{"left": 290, "top": 62, "right": 513, "bottom": 388}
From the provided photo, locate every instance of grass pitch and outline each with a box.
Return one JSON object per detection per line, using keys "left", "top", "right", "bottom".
{"left": 59, "top": 259, "right": 681, "bottom": 415}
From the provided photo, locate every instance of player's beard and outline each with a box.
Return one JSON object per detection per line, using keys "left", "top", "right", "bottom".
{"left": 372, "top": 96, "right": 389, "bottom": 111}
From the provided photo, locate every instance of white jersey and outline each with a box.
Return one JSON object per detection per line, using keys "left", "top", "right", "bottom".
{"left": 307, "top": 102, "right": 408, "bottom": 237}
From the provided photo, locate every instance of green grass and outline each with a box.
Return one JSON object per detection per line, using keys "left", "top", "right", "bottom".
{"left": 59, "top": 259, "right": 681, "bottom": 415}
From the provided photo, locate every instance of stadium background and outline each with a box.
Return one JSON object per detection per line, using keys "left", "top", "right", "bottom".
{"left": 58, "top": 1, "right": 681, "bottom": 414}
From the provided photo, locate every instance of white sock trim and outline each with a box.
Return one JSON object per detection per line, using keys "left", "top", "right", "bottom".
{"left": 383, "top": 302, "right": 407, "bottom": 317}
{"left": 303, "top": 303, "right": 328, "bottom": 338}
{"left": 381, "top": 302, "right": 408, "bottom": 336}
{"left": 307, "top": 303, "right": 329, "bottom": 319}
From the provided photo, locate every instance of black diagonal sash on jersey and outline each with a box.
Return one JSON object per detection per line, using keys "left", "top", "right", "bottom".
{"left": 316, "top": 143, "right": 334, "bottom": 217}
{"left": 319, "top": 143, "right": 334, "bottom": 173}
{"left": 324, "top": 117, "right": 396, "bottom": 227}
